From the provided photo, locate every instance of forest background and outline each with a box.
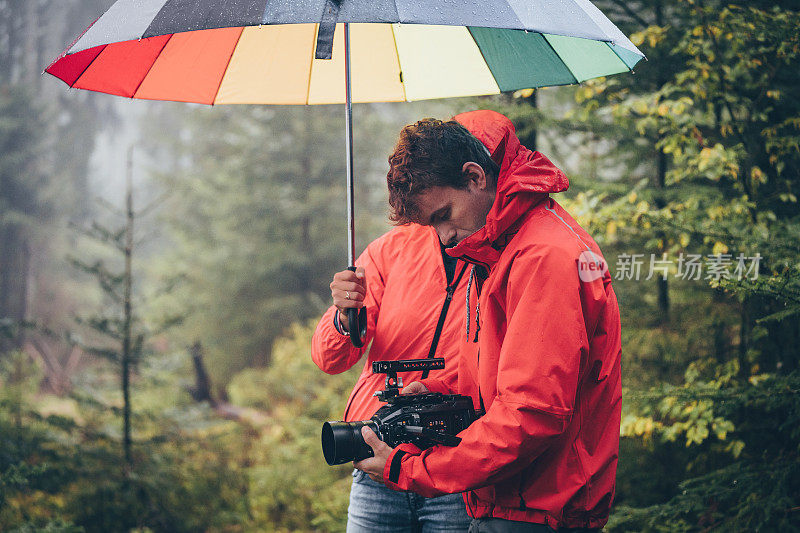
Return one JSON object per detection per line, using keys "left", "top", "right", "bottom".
{"left": 1, "top": 0, "right": 798, "bottom": 531}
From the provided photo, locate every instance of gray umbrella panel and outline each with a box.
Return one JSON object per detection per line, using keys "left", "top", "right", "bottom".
{"left": 68, "top": 0, "right": 641, "bottom": 57}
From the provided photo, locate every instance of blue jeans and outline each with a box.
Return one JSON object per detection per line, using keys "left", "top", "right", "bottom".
{"left": 347, "top": 469, "right": 471, "bottom": 533}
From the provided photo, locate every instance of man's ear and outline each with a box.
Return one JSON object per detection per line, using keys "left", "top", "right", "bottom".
{"left": 462, "top": 162, "right": 487, "bottom": 190}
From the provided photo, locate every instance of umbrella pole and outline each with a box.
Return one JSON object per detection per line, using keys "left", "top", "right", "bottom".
{"left": 344, "top": 22, "right": 355, "bottom": 267}
{"left": 344, "top": 22, "right": 366, "bottom": 347}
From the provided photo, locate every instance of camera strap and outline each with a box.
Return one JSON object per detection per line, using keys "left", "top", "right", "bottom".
{"left": 422, "top": 261, "right": 468, "bottom": 379}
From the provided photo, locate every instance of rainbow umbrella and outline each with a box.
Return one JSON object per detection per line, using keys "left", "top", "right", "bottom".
{"left": 46, "top": 0, "right": 644, "bottom": 345}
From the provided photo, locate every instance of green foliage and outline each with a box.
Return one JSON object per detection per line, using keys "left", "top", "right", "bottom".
{"left": 611, "top": 325, "right": 800, "bottom": 531}
{"left": 549, "top": 1, "right": 800, "bottom": 530}
{"left": 229, "top": 321, "right": 360, "bottom": 532}
{"left": 0, "top": 321, "right": 359, "bottom": 532}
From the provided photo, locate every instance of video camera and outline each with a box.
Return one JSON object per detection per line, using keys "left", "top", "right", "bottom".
{"left": 321, "top": 358, "right": 480, "bottom": 465}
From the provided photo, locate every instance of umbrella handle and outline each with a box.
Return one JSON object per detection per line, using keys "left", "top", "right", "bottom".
{"left": 347, "top": 266, "right": 367, "bottom": 347}
{"left": 342, "top": 28, "right": 365, "bottom": 348}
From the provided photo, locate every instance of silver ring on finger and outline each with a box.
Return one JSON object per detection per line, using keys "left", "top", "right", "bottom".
{"left": 345, "top": 291, "right": 350, "bottom": 300}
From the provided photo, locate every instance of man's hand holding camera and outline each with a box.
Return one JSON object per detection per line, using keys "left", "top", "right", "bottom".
{"left": 354, "top": 381, "right": 430, "bottom": 482}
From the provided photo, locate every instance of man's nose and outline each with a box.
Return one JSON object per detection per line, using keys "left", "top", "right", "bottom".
{"left": 436, "top": 225, "right": 456, "bottom": 246}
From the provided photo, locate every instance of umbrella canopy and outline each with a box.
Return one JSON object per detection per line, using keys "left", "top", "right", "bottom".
{"left": 46, "top": 0, "right": 644, "bottom": 105}
{"left": 45, "top": 0, "right": 644, "bottom": 346}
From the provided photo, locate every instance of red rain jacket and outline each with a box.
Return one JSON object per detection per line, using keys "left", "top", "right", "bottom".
{"left": 311, "top": 224, "right": 469, "bottom": 423}
{"left": 383, "top": 110, "right": 622, "bottom": 530}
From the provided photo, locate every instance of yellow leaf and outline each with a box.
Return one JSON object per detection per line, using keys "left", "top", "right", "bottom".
{"left": 751, "top": 166, "right": 766, "bottom": 184}
{"left": 698, "top": 147, "right": 714, "bottom": 171}
{"left": 657, "top": 104, "right": 669, "bottom": 116}
{"left": 607, "top": 221, "right": 618, "bottom": 238}
{"left": 633, "top": 100, "right": 649, "bottom": 114}
{"left": 680, "top": 233, "right": 690, "bottom": 247}
{"left": 731, "top": 440, "right": 745, "bottom": 458}
{"left": 712, "top": 241, "right": 729, "bottom": 255}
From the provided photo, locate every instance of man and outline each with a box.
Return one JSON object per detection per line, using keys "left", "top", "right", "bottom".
{"left": 312, "top": 223, "right": 471, "bottom": 531}
{"left": 354, "top": 110, "right": 622, "bottom": 532}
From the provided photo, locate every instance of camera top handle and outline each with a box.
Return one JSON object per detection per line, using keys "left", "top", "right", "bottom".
{"left": 372, "top": 358, "right": 445, "bottom": 401}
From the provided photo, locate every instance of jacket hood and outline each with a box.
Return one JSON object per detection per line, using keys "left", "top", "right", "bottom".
{"left": 449, "top": 109, "right": 568, "bottom": 266}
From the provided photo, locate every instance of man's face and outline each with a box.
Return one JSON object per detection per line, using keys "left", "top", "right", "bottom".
{"left": 414, "top": 163, "right": 495, "bottom": 246}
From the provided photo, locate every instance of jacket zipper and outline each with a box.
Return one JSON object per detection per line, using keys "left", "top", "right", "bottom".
{"left": 459, "top": 254, "right": 490, "bottom": 272}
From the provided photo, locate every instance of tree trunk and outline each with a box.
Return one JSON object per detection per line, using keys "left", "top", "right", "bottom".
{"left": 188, "top": 342, "right": 269, "bottom": 425}
{"left": 527, "top": 90, "right": 538, "bottom": 152}
{"left": 655, "top": 148, "right": 670, "bottom": 318}
{"left": 122, "top": 148, "right": 134, "bottom": 468}
{"left": 189, "top": 341, "right": 216, "bottom": 405}
{"left": 653, "top": 0, "right": 670, "bottom": 320}
{"left": 738, "top": 297, "right": 749, "bottom": 377}
{"left": 0, "top": 226, "right": 30, "bottom": 354}
{"left": 22, "top": 0, "right": 37, "bottom": 85}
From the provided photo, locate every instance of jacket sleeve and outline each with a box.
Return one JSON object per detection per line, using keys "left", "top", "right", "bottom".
{"left": 311, "top": 240, "right": 389, "bottom": 374}
{"left": 420, "top": 349, "right": 464, "bottom": 395}
{"left": 384, "top": 247, "right": 588, "bottom": 496}
{"left": 419, "top": 376, "right": 457, "bottom": 395}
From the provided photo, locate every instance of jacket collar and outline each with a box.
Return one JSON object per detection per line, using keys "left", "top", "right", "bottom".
{"left": 447, "top": 110, "right": 569, "bottom": 269}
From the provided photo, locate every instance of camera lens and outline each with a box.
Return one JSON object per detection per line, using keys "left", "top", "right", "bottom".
{"left": 321, "top": 420, "right": 379, "bottom": 465}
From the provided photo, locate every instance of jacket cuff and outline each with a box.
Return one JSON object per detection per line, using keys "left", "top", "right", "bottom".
{"left": 332, "top": 310, "right": 350, "bottom": 336}
{"left": 383, "top": 443, "right": 422, "bottom": 491}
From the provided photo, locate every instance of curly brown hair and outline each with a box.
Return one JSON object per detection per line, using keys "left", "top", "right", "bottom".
{"left": 386, "top": 118, "right": 499, "bottom": 225}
